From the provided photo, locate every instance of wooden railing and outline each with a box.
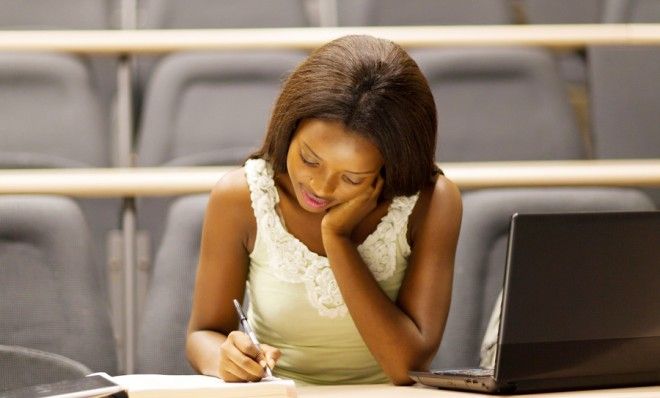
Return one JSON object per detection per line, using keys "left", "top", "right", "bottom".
{"left": 0, "top": 24, "right": 659, "bottom": 53}
{"left": 1, "top": 159, "right": 659, "bottom": 197}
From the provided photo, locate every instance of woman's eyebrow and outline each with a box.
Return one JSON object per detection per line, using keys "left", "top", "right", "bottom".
{"left": 301, "top": 142, "right": 322, "bottom": 160}
{"left": 346, "top": 170, "right": 377, "bottom": 176}
{"left": 302, "top": 142, "right": 378, "bottom": 175}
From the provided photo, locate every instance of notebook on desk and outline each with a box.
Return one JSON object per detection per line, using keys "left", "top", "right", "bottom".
{"left": 410, "top": 211, "right": 660, "bottom": 394}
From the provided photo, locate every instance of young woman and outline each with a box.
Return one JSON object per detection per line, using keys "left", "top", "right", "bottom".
{"left": 186, "top": 35, "right": 462, "bottom": 386}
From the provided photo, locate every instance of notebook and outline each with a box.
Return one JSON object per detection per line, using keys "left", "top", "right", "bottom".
{"left": 112, "top": 374, "right": 296, "bottom": 398}
{"left": 410, "top": 211, "right": 660, "bottom": 394}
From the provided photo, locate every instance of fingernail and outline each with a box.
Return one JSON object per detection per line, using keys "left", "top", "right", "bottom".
{"left": 259, "top": 360, "right": 267, "bottom": 368}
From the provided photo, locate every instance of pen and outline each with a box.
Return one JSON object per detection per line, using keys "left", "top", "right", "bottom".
{"left": 232, "top": 299, "right": 273, "bottom": 378}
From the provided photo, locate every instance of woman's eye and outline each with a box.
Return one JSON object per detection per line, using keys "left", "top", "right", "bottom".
{"left": 343, "top": 176, "right": 362, "bottom": 185}
{"left": 301, "top": 156, "right": 318, "bottom": 166}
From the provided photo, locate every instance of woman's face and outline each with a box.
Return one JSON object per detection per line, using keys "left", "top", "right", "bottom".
{"left": 285, "top": 118, "right": 384, "bottom": 214}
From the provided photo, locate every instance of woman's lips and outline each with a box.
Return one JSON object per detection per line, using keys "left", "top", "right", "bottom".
{"left": 301, "top": 188, "right": 330, "bottom": 209}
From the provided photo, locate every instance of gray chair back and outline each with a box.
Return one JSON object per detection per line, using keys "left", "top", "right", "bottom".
{"left": 0, "top": 345, "right": 91, "bottom": 391}
{"left": 0, "top": 53, "right": 110, "bottom": 168}
{"left": 137, "top": 51, "right": 305, "bottom": 167}
{"left": 433, "top": 187, "right": 656, "bottom": 368}
{"left": 0, "top": 196, "right": 118, "bottom": 374}
{"left": 137, "top": 194, "right": 209, "bottom": 374}
{"left": 0, "top": 0, "right": 119, "bottom": 112}
{"left": 603, "top": 0, "right": 660, "bottom": 22}
{"left": 521, "top": 0, "right": 604, "bottom": 23}
{"left": 336, "top": 0, "right": 513, "bottom": 26}
{"left": 136, "top": 50, "right": 304, "bottom": 267}
{"left": 411, "top": 47, "right": 584, "bottom": 162}
{"left": 135, "top": 0, "right": 310, "bottom": 101}
{"left": 588, "top": 46, "right": 660, "bottom": 159}
{"left": 0, "top": 0, "right": 118, "bottom": 29}
{"left": 138, "top": 0, "right": 310, "bottom": 29}
{"left": 519, "top": 0, "right": 604, "bottom": 84}
{"left": 588, "top": 0, "right": 660, "bottom": 204}
{"left": 0, "top": 53, "right": 121, "bottom": 304}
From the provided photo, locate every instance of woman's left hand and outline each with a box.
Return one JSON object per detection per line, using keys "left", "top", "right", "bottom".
{"left": 321, "top": 175, "right": 384, "bottom": 238}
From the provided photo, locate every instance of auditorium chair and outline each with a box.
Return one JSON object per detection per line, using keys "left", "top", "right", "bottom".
{"left": 137, "top": 51, "right": 305, "bottom": 167}
{"left": 588, "top": 0, "right": 660, "bottom": 205}
{"left": 602, "top": 0, "right": 660, "bottom": 22}
{"left": 135, "top": 0, "right": 311, "bottom": 110}
{"left": 135, "top": 50, "right": 305, "bottom": 296}
{"left": 433, "top": 187, "right": 656, "bottom": 369}
{"left": 0, "top": 345, "right": 91, "bottom": 391}
{"left": 521, "top": 0, "right": 604, "bottom": 23}
{"left": 410, "top": 47, "right": 584, "bottom": 162}
{"left": 0, "top": 0, "right": 120, "bottom": 111}
{"left": 0, "top": 53, "right": 121, "bottom": 314}
{"left": 0, "top": 196, "right": 118, "bottom": 375}
{"left": 136, "top": 194, "right": 209, "bottom": 374}
{"left": 335, "top": 0, "right": 513, "bottom": 26}
{"left": 0, "top": 1, "right": 123, "bottom": 348}
{"left": 138, "top": 0, "right": 310, "bottom": 29}
{"left": 519, "top": 0, "right": 605, "bottom": 86}
{"left": 0, "top": 54, "right": 110, "bottom": 168}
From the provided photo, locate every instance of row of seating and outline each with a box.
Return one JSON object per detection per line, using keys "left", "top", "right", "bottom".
{"left": 2, "top": 0, "right": 657, "bottom": 115}
{"left": 3, "top": 44, "right": 658, "bottom": 250}
{"left": 4, "top": 0, "right": 649, "bottom": 29}
{"left": 1, "top": 185, "right": 655, "bottom": 386}
{"left": 5, "top": 44, "right": 656, "bottom": 169}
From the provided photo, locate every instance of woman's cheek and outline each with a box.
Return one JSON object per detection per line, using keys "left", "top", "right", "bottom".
{"left": 335, "top": 186, "right": 364, "bottom": 203}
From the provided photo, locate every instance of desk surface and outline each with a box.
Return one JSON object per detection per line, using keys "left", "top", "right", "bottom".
{"left": 297, "top": 383, "right": 660, "bottom": 397}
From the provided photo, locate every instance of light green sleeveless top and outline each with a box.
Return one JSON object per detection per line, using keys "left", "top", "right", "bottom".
{"left": 244, "top": 158, "right": 419, "bottom": 385}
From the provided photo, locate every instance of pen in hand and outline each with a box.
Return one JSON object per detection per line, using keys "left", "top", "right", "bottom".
{"left": 232, "top": 299, "right": 273, "bottom": 378}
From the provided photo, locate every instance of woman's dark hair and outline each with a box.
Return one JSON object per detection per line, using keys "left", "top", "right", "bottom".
{"left": 252, "top": 34, "right": 438, "bottom": 198}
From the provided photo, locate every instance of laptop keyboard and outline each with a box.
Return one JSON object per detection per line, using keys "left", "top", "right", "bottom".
{"left": 432, "top": 368, "right": 494, "bottom": 377}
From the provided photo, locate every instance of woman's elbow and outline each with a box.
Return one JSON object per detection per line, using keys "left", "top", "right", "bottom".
{"left": 385, "top": 356, "right": 431, "bottom": 386}
{"left": 389, "top": 373, "right": 415, "bottom": 386}
{"left": 387, "top": 346, "right": 437, "bottom": 385}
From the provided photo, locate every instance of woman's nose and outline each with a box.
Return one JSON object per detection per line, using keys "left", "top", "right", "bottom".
{"left": 310, "top": 173, "right": 337, "bottom": 198}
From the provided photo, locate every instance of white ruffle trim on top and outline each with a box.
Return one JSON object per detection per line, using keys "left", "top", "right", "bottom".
{"left": 245, "top": 158, "right": 418, "bottom": 318}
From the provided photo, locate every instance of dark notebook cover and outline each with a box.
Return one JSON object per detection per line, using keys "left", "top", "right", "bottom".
{"left": 0, "top": 373, "right": 126, "bottom": 398}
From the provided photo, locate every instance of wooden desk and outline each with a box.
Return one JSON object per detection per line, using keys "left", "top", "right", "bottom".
{"left": 0, "top": 24, "right": 659, "bottom": 54}
{"left": 0, "top": 160, "right": 658, "bottom": 197}
{"left": 297, "top": 383, "right": 660, "bottom": 397}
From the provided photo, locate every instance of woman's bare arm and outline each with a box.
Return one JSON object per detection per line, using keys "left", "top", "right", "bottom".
{"left": 186, "top": 168, "right": 274, "bottom": 381}
{"left": 322, "top": 176, "right": 462, "bottom": 385}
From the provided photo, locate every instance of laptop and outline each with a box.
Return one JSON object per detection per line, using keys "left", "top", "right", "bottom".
{"left": 409, "top": 211, "right": 660, "bottom": 394}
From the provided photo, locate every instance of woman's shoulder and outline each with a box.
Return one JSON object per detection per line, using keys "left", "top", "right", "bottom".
{"left": 207, "top": 167, "right": 254, "bottom": 221}
{"left": 429, "top": 174, "right": 461, "bottom": 206}
{"left": 414, "top": 174, "right": 461, "bottom": 212}
{"left": 408, "top": 175, "right": 462, "bottom": 240}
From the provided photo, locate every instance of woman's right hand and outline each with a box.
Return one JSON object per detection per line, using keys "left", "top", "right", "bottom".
{"left": 219, "top": 331, "right": 281, "bottom": 382}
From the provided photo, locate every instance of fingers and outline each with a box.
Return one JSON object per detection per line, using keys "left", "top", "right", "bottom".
{"left": 219, "top": 331, "right": 271, "bottom": 382}
{"left": 350, "top": 175, "right": 383, "bottom": 207}
{"left": 261, "top": 344, "right": 281, "bottom": 370}
{"left": 222, "top": 354, "right": 262, "bottom": 382}
{"left": 232, "top": 331, "right": 263, "bottom": 361}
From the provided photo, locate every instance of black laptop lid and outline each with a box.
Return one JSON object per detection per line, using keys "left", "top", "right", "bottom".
{"left": 496, "top": 211, "right": 660, "bottom": 386}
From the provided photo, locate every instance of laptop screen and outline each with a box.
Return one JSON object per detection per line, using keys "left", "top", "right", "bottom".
{"left": 496, "top": 211, "right": 660, "bottom": 383}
